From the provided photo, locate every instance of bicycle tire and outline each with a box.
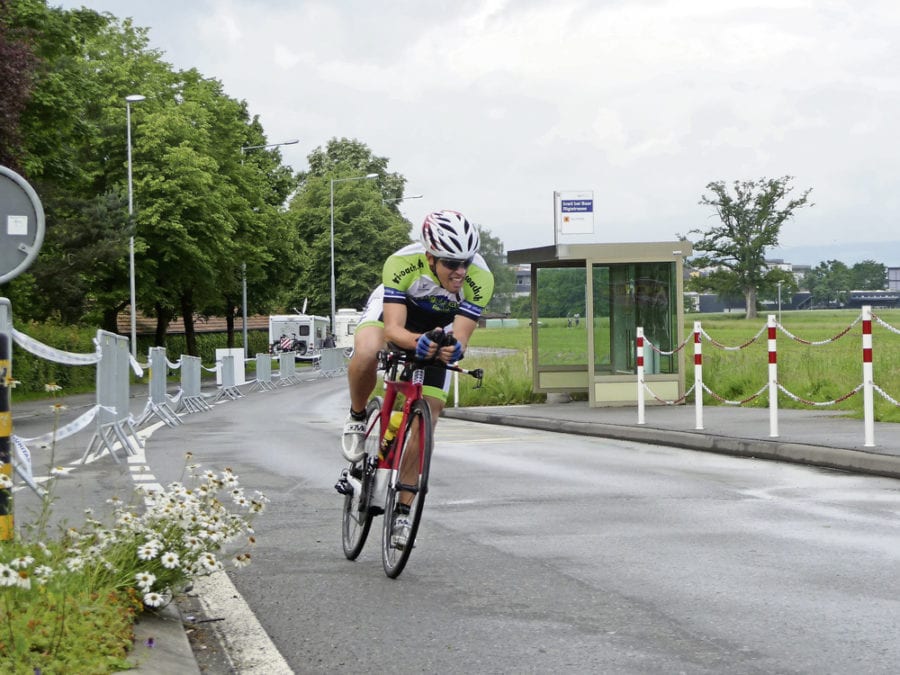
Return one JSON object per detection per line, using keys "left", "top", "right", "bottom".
{"left": 381, "top": 398, "right": 433, "bottom": 578}
{"left": 342, "top": 397, "right": 382, "bottom": 560}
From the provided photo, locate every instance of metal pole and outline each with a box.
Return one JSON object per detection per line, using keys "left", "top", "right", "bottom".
{"left": 329, "top": 173, "right": 377, "bottom": 335}
{"left": 242, "top": 262, "right": 249, "bottom": 357}
{"left": 127, "top": 100, "right": 137, "bottom": 358}
{"left": 330, "top": 179, "right": 336, "bottom": 336}
{"left": 239, "top": 138, "right": 297, "bottom": 353}
{"left": 777, "top": 281, "right": 783, "bottom": 324}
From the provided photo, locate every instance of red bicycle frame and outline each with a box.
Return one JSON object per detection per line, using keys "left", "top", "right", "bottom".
{"left": 377, "top": 366, "right": 427, "bottom": 476}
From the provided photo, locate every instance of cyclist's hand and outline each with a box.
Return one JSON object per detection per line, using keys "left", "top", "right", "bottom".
{"left": 443, "top": 333, "right": 464, "bottom": 363}
{"left": 415, "top": 329, "right": 442, "bottom": 360}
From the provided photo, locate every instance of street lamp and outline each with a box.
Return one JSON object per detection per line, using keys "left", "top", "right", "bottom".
{"left": 125, "top": 94, "right": 145, "bottom": 359}
{"left": 330, "top": 173, "right": 378, "bottom": 333}
{"left": 777, "top": 280, "right": 784, "bottom": 324}
{"left": 382, "top": 194, "right": 423, "bottom": 205}
{"left": 240, "top": 138, "right": 299, "bottom": 160}
{"left": 238, "top": 138, "right": 299, "bottom": 356}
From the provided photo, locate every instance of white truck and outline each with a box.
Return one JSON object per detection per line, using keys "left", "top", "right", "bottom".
{"left": 268, "top": 313, "right": 330, "bottom": 359}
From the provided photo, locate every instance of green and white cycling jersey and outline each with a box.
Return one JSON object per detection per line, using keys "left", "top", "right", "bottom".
{"left": 358, "top": 243, "right": 494, "bottom": 333}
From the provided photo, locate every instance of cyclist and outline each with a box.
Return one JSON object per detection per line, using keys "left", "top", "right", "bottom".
{"left": 340, "top": 209, "right": 494, "bottom": 547}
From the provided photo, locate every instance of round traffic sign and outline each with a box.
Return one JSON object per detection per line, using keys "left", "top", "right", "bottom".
{"left": 0, "top": 165, "right": 45, "bottom": 284}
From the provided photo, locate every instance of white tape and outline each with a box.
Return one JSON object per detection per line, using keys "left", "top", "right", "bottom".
{"left": 15, "top": 405, "right": 101, "bottom": 445}
{"left": 12, "top": 328, "right": 101, "bottom": 364}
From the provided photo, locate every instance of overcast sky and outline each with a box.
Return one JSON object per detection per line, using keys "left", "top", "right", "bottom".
{"left": 55, "top": 0, "right": 900, "bottom": 262}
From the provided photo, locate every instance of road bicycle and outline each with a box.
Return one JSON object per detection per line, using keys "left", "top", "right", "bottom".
{"left": 336, "top": 344, "right": 483, "bottom": 578}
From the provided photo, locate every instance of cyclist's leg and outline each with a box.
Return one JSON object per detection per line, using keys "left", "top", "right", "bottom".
{"left": 342, "top": 287, "right": 384, "bottom": 459}
{"left": 347, "top": 324, "right": 384, "bottom": 413}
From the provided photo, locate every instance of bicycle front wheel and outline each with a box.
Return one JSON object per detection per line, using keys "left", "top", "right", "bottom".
{"left": 382, "top": 398, "right": 433, "bottom": 578}
{"left": 342, "top": 397, "right": 382, "bottom": 560}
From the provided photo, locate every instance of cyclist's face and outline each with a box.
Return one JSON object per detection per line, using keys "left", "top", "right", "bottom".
{"left": 428, "top": 254, "right": 468, "bottom": 293}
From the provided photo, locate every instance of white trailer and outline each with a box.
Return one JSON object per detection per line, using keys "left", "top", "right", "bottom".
{"left": 268, "top": 313, "right": 329, "bottom": 358}
{"left": 333, "top": 308, "right": 363, "bottom": 350}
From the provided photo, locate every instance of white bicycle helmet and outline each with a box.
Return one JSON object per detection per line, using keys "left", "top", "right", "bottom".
{"left": 421, "top": 210, "right": 480, "bottom": 260}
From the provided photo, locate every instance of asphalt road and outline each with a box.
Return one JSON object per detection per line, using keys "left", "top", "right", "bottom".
{"left": 127, "top": 377, "right": 900, "bottom": 674}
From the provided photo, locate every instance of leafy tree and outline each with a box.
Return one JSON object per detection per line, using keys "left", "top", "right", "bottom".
{"left": 802, "top": 260, "right": 852, "bottom": 307}
{"left": 289, "top": 139, "right": 412, "bottom": 318}
{"left": 5, "top": 2, "right": 175, "bottom": 330}
{"left": 535, "top": 268, "right": 586, "bottom": 317}
{"left": 0, "top": 0, "right": 40, "bottom": 171}
{"left": 477, "top": 227, "right": 515, "bottom": 314}
{"left": 302, "top": 137, "right": 406, "bottom": 200}
{"left": 5, "top": 2, "right": 298, "bottom": 354}
{"left": 759, "top": 269, "right": 797, "bottom": 305}
{"left": 225, "top": 117, "right": 301, "bottom": 346}
{"left": 851, "top": 260, "right": 886, "bottom": 290}
{"left": 688, "top": 176, "right": 812, "bottom": 318}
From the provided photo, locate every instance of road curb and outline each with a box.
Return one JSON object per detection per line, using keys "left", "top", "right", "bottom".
{"left": 127, "top": 601, "right": 200, "bottom": 674}
{"left": 443, "top": 408, "right": 900, "bottom": 480}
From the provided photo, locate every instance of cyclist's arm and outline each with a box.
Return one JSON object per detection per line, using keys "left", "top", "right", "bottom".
{"left": 383, "top": 302, "right": 421, "bottom": 351}
{"left": 449, "top": 315, "right": 477, "bottom": 353}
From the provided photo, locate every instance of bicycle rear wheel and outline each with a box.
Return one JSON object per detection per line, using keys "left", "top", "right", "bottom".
{"left": 342, "top": 397, "right": 382, "bottom": 560}
{"left": 382, "top": 398, "right": 433, "bottom": 578}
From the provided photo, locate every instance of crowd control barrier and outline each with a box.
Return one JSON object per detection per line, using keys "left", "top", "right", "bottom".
{"left": 637, "top": 305, "right": 900, "bottom": 447}
{"left": 5, "top": 315, "right": 317, "bottom": 503}
{"left": 178, "top": 355, "right": 212, "bottom": 413}
{"left": 137, "top": 346, "right": 183, "bottom": 428}
{"left": 276, "top": 352, "right": 301, "bottom": 385}
{"left": 82, "top": 331, "right": 143, "bottom": 463}
{"left": 249, "top": 354, "right": 277, "bottom": 392}
{"left": 317, "top": 348, "right": 348, "bottom": 378}
{"left": 213, "top": 354, "right": 244, "bottom": 402}
{"left": 10, "top": 325, "right": 137, "bottom": 467}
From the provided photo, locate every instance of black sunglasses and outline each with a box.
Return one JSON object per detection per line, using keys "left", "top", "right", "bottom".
{"left": 438, "top": 257, "right": 474, "bottom": 271}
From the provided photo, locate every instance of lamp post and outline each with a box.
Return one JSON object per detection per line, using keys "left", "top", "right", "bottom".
{"left": 125, "top": 94, "right": 145, "bottom": 359}
{"left": 382, "top": 194, "right": 423, "bottom": 205}
{"left": 239, "top": 138, "right": 299, "bottom": 356}
{"left": 330, "top": 173, "right": 378, "bottom": 333}
{"left": 240, "top": 138, "right": 299, "bottom": 161}
{"left": 777, "top": 280, "right": 783, "bottom": 324}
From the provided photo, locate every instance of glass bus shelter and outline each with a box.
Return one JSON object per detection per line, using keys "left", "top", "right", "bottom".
{"left": 507, "top": 240, "right": 692, "bottom": 407}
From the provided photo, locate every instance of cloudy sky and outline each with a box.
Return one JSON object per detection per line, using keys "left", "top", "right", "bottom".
{"left": 56, "top": 0, "right": 900, "bottom": 262}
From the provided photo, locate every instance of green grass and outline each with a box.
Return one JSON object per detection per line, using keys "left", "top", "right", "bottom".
{"left": 465, "top": 309, "right": 900, "bottom": 422}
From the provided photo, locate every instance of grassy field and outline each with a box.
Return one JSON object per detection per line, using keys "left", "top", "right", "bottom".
{"left": 464, "top": 309, "right": 900, "bottom": 422}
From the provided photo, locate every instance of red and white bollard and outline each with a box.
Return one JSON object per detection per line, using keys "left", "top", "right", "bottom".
{"left": 694, "top": 322, "right": 703, "bottom": 430}
{"left": 862, "top": 305, "right": 874, "bottom": 447}
{"left": 768, "top": 315, "right": 779, "bottom": 438}
{"left": 636, "top": 328, "right": 645, "bottom": 425}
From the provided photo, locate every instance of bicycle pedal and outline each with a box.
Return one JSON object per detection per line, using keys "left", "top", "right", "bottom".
{"left": 334, "top": 470, "right": 354, "bottom": 496}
